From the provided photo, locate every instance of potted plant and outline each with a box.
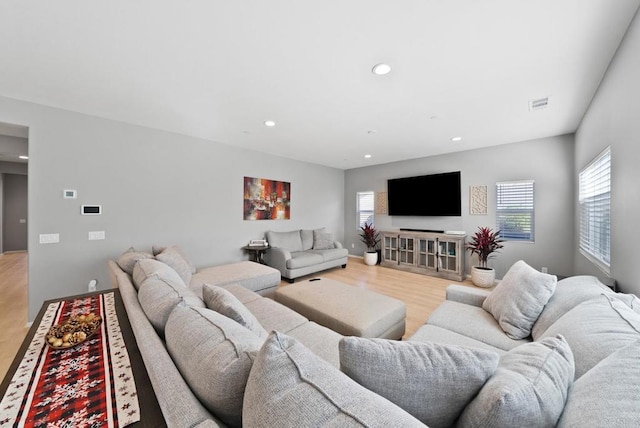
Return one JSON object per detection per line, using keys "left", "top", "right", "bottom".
{"left": 359, "top": 223, "right": 381, "bottom": 266}
{"left": 466, "top": 226, "right": 504, "bottom": 287}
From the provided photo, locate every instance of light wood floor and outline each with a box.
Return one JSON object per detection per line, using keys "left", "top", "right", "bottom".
{"left": 277, "top": 256, "right": 476, "bottom": 340}
{"left": 0, "top": 252, "right": 29, "bottom": 381}
{"left": 0, "top": 253, "right": 476, "bottom": 381}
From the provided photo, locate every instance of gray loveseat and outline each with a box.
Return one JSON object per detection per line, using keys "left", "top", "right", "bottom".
{"left": 263, "top": 228, "right": 348, "bottom": 282}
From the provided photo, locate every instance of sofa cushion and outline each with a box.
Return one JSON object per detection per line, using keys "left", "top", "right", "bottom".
{"left": 137, "top": 268, "right": 205, "bottom": 336}
{"left": 312, "top": 230, "right": 334, "bottom": 250}
{"left": 165, "top": 304, "right": 263, "bottom": 427}
{"left": 339, "top": 337, "right": 499, "bottom": 428}
{"left": 309, "top": 247, "right": 349, "bottom": 263}
{"left": 242, "top": 332, "right": 425, "bottom": 428}
{"left": 152, "top": 244, "right": 197, "bottom": 274}
{"left": 132, "top": 258, "right": 175, "bottom": 289}
{"left": 156, "top": 246, "right": 193, "bottom": 285}
{"left": 286, "top": 251, "right": 324, "bottom": 269}
{"left": 218, "top": 283, "right": 263, "bottom": 305}
{"left": 613, "top": 292, "right": 640, "bottom": 314}
{"left": 532, "top": 275, "right": 613, "bottom": 339}
{"left": 557, "top": 340, "right": 640, "bottom": 427}
{"left": 539, "top": 293, "right": 640, "bottom": 378}
{"left": 427, "top": 300, "right": 529, "bottom": 351}
{"left": 190, "top": 261, "right": 280, "bottom": 296}
{"left": 244, "top": 298, "right": 308, "bottom": 333}
{"left": 458, "top": 335, "right": 574, "bottom": 428}
{"left": 482, "top": 260, "right": 557, "bottom": 340}
{"left": 286, "top": 321, "right": 343, "bottom": 368}
{"left": 409, "top": 324, "right": 506, "bottom": 355}
{"left": 266, "top": 230, "right": 303, "bottom": 252}
{"left": 300, "top": 228, "right": 324, "bottom": 251}
{"left": 203, "top": 284, "right": 268, "bottom": 339}
{"left": 116, "top": 247, "right": 154, "bottom": 276}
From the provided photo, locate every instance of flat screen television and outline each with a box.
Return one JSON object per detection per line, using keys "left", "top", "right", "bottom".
{"left": 387, "top": 171, "right": 461, "bottom": 216}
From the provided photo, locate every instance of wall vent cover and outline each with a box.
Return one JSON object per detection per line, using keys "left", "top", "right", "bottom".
{"left": 529, "top": 97, "right": 549, "bottom": 111}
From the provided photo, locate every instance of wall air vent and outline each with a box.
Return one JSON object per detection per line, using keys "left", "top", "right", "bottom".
{"left": 529, "top": 97, "right": 549, "bottom": 111}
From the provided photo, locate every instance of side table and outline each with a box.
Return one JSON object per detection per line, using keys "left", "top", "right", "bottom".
{"left": 242, "top": 244, "right": 270, "bottom": 264}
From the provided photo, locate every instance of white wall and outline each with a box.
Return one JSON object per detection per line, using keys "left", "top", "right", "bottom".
{"left": 0, "top": 96, "right": 345, "bottom": 319}
{"left": 575, "top": 9, "right": 640, "bottom": 295}
{"left": 345, "top": 135, "right": 575, "bottom": 280}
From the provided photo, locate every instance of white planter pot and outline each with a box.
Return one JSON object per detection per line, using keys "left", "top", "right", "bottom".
{"left": 471, "top": 266, "right": 495, "bottom": 288}
{"left": 364, "top": 251, "right": 378, "bottom": 266}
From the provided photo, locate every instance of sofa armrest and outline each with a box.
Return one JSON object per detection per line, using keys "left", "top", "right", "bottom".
{"left": 263, "top": 247, "right": 291, "bottom": 274}
{"left": 334, "top": 241, "right": 344, "bottom": 249}
{"left": 445, "top": 284, "right": 490, "bottom": 307}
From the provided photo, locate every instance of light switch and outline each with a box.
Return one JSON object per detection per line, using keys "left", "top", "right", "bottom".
{"left": 88, "top": 231, "right": 106, "bottom": 240}
{"left": 39, "top": 233, "right": 60, "bottom": 244}
{"left": 19, "top": 219, "right": 26, "bottom": 224}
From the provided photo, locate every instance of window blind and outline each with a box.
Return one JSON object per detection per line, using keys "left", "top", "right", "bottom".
{"left": 357, "top": 191, "right": 375, "bottom": 229}
{"left": 496, "top": 180, "right": 535, "bottom": 241}
{"left": 579, "top": 147, "right": 611, "bottom": 273}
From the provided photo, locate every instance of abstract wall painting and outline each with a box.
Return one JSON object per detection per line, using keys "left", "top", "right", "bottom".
{"left": 243, "top": 176, "right": 291, "bottom": 220}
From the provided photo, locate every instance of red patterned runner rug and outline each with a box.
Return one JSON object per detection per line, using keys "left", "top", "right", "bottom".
{"left": 0, "top": 292, "right": 140, "bottom": 427}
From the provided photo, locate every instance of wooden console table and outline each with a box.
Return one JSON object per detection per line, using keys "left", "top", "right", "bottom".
{"left": 381, "top": 231, "right": 466, "bottom": 281}
{"left": 0, "top": 289, "right": 166, "bottom": 427}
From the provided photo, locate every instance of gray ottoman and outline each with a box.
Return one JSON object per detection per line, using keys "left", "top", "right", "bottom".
{"left": 190, "top": 261, "right": 281, "bottom": 297}
{"left": 274, "top": 278, "right": 406, "bottom": 339}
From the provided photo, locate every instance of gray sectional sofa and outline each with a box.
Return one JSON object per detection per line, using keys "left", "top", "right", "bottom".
{"left": 263, "top": 228, "right": 348, "bottom": 282}
{"left": 110, "top": 249, "right": 640, "bottom": 427}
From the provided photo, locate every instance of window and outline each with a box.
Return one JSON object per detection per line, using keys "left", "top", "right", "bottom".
{"left": 357, "top": 191, "right": 374, "bottom": 229}
{"left": 579, "top": 147, "right": 611, "bottom": 274}
{"left": 496, "top": 180, "right": 535, "bottom": 241}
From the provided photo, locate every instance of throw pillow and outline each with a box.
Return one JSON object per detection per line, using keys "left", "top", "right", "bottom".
{"left": 531, "top": 275, "right": 612, "bottom": 340}
{"left": 116, "top": 247, "right": 154, "bottom": 276}
{"left": 339, "top": 337, "right": 500, "bottom": 428}
{"left": 300, "top": 228, "right": 325, "bottom": 250}
{"left": 137, "top": 269, "right": 205, "bottom": 336}
{"left": 557, "top": 340, "right": 640, "bottom": 427}
{"left": 539, "top": 293, "right": 640, "bottom": 378}
{"left": 132, "top": 258, "right": 178, "bottom": 290}
{"left": 242, "top": 331, "right": 425, "bottom": 428}
{"left": 312, "top": 230, "right": 334, "bottom": 250}
{"left": 165, "top": 304, "right": 263, "bottom": 427}
{"left": 156, "top": 246, "right": 193, "bottom": 285}
{"left": 482, "top": 259, "right": 557, "bottom": 339}
{"left": 458, "top": 335, "right": 575, "bottom": 428}
{"left": 202, "top": 283, "right": 268, "bottom": 339}
{"left": 152, "top": 244, "right": 197, "bottom": 274}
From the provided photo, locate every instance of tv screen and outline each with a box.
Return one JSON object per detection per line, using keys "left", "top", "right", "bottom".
{"left": 387, "top": 171, "right": 461, "bottom": 216}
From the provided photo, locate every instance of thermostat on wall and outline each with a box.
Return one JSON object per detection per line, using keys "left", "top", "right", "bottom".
{"left": 81, "top": 205, "right": 102, "bottom": 215}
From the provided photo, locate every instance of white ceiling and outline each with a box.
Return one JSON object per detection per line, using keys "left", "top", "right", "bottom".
{"left": 1, "top": 1, "right": 638, "bottom": 169}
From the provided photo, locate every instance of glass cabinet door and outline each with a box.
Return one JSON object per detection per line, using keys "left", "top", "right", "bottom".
{"left": 398, "top": 236, "right": 414, "bottom": 265}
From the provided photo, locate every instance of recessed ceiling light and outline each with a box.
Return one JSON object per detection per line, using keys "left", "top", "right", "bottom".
{"left": 264, "top": 120, "right": 276, "bottom": 127}
{"left": 372, "top": 63, "right": 391, "bottom": 75}
{"left": 364, "top": 154, "right": 372, "bottom": 159}
{"left": 18, "top": 155, "right": 28, "bottom": 159}
{"left": 451, "top": 137, "right": 462, "bottom": 142}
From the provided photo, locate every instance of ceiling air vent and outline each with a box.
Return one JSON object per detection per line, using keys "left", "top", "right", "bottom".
{"left": 529, "top": 97, "right": 549, "bottom": 111}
